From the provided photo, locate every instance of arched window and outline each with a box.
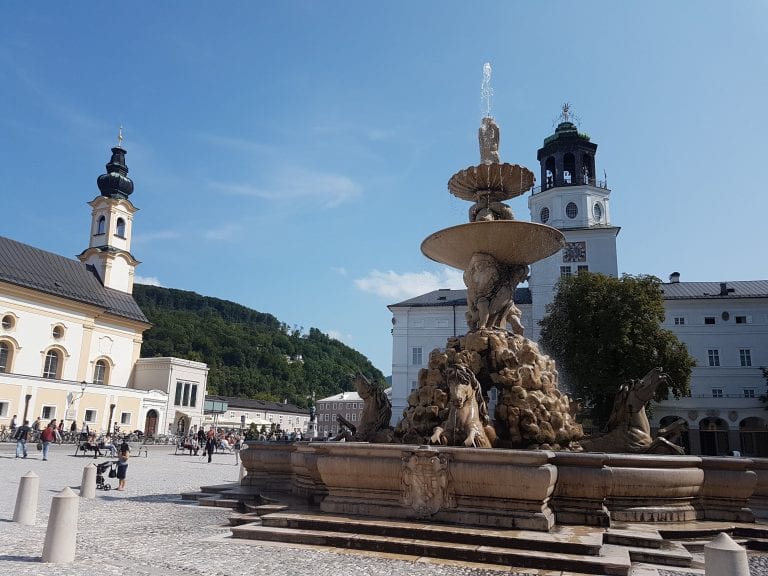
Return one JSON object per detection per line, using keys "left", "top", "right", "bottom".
{"left": 93, "top": 359, "right": 110, "bottom": 386}
{"left": 544, "top": 157, "right": 556, "bottom": 189}
{"left": 96, "top": 216, "right": 106, "bottom": 235}
{"left": 43, "top": 349, "right": 61, "bottom": 379}
{"left": 116, "top": 218, "right": 126, "bottom": 237}
{"left": 0, "top": 341, "right": 10, "bottom": 373}
{"left": 563, "top": 153, "right": 575, "bottom": 184}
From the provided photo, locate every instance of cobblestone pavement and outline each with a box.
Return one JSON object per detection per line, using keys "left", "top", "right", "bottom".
{"left": 0, "top": 444, "right": 765, "bottom": 575}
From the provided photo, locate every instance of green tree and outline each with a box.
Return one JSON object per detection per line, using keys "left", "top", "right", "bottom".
{"left": 539, "top": 273, "right": 696, "bottom": 427}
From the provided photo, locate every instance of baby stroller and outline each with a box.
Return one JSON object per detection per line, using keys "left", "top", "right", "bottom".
{"left": 96, "top": 460, "right": 118, "bottom": 491}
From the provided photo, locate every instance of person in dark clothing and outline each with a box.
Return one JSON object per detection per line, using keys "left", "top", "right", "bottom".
{"left": 197, "top": 428, "right": 205, "bottom": 446}
{"left": 204, "top": 428, "right": 216, "bottom": 463}
{"left": 15, "top": 420, "right": 31, "bottom": 458}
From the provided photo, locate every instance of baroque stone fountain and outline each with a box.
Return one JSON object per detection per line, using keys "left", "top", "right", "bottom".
{"left": 238, "top": 65, "right": 766, "bottom": 531}
{"left": 395, "top": 93, "right": 583, "bottom": 452}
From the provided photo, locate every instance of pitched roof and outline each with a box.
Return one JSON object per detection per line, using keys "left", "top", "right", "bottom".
{"left": 661, "top": 280, "right": 768, "bottom": 300}
{"left": 0, "top": 236, "right": 148, "bottom": 323}
{"left": 388, "top": 287, "right": 532, "bottom": 308}
{"left": 205, "top": 395, "right": 309, "bottom": 415}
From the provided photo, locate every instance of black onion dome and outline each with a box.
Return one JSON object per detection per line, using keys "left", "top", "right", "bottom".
{"left": 97, "top": 147, "right": 134, "bottom": 199}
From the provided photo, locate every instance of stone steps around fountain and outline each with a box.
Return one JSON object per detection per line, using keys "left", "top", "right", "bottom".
{"left": 259, "top": 512, "right": 602, "bottom": 555}
{"left": 231, "top": 522, "right": 632, "bottom": 575}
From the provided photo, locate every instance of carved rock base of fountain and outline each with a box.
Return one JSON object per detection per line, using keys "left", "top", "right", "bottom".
{"left": 395, "top": 329, "right": 583, "bottom": 450}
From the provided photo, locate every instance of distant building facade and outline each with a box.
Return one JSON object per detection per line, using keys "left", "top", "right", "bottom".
{"left": 315, "top": 391, "right": 364, "bottom": 437}
{"left": 203, "top": 395, "right": 310, "bottom": 434}
{"left": 389, "top": 117, "right": 767, "bottom": 456}
{"left": 0, "top": 143, "right": 208, "bottom": 436}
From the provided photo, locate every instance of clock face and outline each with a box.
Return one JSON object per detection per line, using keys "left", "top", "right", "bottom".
{"left": 563, "top": 241, "right": 587, "bottom": 262}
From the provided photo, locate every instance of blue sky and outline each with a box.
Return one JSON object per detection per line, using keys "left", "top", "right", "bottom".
{"left": 1, "top": 2, "right": 766, "bottom": 375}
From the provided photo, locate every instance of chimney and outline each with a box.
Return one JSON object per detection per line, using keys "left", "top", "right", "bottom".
{"left": 719, "top": 282, "right": 735, "bottom": 296}
{"left": 669, "top": 272, "right": 680, "bottom": 283}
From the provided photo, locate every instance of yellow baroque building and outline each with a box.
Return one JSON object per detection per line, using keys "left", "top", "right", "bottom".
{"left": 0, "top": 143, "right": 208, "bottom": 437}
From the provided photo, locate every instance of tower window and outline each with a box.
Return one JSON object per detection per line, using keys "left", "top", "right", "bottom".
{"left": 540, "top": 207, "right": 550, "bottom": 224}
{"left": 565, "top": 202, "right": 578, "bottom": 219}
{"left": 116, "top": 218, "right": 126, "bottom": 238}
{"left": 43, "top": 350, "right": 61, "bottom": 379}
{"left": 593, "top": 202, "right": 602, "bottom": 221}
{"left": 563, "top": 153, "right": 575, "bottom": 184}
{"left": 96, "top": 215, "right": 106, "bottom": 235}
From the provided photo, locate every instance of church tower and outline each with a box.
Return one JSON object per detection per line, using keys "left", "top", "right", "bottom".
{"left": 527, "top": 106, "right": 619, "bottom": 340}
{"left": 78, "top": 137, "right": 140, "bottom": 294}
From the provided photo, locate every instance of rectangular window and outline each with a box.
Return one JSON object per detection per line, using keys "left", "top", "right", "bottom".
{"left": 41, "top": 405, "right": 56, "bottom": 419}
{"left": 174, "top": 382, "right": 183, "bottom": 405}
{"left": 411, "top": 381, "right": 419, "bottom": 391}
{"left": 577, "top": 265, "right": 589, "bottom": 273}
{"left": 740, "top": 349, "right": 752, "bottom": 367}
{"left": 93, "top": 362, "right": 106, "bottom": 385}
{"left": 704, "top": 317, "right": 716, "bottom": 325}
{"left": 744, "top": 389, "right": 756, "bottom": 398}
{"left": 712, "top": 388, "right": 723, "bottom": 398}
{"left": 182, "top": 383, "right": 190, "bottom": 406}
{"left": 673, "top": 317, "right": 685, "bottom": 325}
{"left": 351, "top": 413, "right": 357, "bottom": 421}
{"left": 190, "top": 384, "right": 198, "bottom": 407}
{"left": 0, "top": 401, "right": 9, "bottom": 417}
{"left": 84, "top": 409, "right": 96, "bottom": 423}
{"left": 412, "top": 347, "right": 423, "bottom": 365}
{"left": 43, "top": 352, "right": 59, "bottom": 379}
{"left": 120, "top": 412, "right": 131, "bottom": 425}
{"left": 560, "top": 266, "right": 572, "bottom": 278}
{"left": 735, "top": 315, "right": 750, "bottom": 324}
{"left": 707, "top": 349, "right": 720, "bottom": 367}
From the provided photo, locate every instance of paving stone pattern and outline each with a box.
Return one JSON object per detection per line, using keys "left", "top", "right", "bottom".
{"left": 1, "top": 444, "right": 766, "bottom": 575}
{"left": 0, "top": 445, "right": 534, "bottom": 576}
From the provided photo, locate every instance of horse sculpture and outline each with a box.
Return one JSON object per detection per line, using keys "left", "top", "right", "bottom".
{"left": 429, "top": 363, "right": 496, "bottom": 448}
{"left": 581, "top": 367, "right": 686, "bottom": 455}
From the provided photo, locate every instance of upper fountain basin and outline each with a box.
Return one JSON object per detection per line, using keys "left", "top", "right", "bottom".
{"left": 448, "top": 163, "right": 535, "bottom": 202}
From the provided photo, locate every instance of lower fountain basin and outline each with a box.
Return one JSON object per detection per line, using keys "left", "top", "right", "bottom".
{"left": 421, "top": 221, "right": 565, "bottom": 269}
{"left": 241, "top": 441, "right": 766, "bottom": 531}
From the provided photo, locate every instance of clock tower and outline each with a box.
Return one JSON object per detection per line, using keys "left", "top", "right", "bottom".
{"left": 527, "top": 106, "right": 619, "bottom": 340}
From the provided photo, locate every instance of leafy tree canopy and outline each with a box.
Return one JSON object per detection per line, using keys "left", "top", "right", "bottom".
{"left": 133, "top": 285, "right": 385, "bottom": 407}
{"left": 539, "top": 272, "right": 695, "bottom": 427}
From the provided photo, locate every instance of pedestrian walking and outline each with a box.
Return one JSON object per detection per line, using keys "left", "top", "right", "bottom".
{"left": 14, "top": 419, "right": 31, "bottom": 458}
{"left": 40, "top": 421, "right": 56, "bottom": 460}
{"left": 9, "top": 414, "right": 17, "bottom": 433}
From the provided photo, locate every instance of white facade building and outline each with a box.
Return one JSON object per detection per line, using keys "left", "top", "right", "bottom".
{"left": 389, "top": 118, "right": 768, "bottom": 456}
{"left": 0, "top": 144, "right": 208, "bottom": 436}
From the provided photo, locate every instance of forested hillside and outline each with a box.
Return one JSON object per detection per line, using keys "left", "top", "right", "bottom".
{"left": 132, "top": 285, "right": 385, "bottom": 407}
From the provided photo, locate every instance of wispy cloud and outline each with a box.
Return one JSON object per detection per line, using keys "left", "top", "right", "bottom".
{"left": 354, "top": 268, "right": 464, "bottom": 300}
{"left": 195, "top": 133, "right": 275, "bottom": 156}
{"left": 327, "top": 329, "right": 352, "bottom": 343}
{"left": 208, "top": 167, "right": 360, "bottom": 208}
{"left": 204, "top": 223, "right": 242, "bottom": 241}
{"left": 135, "top": 275, "right": 163, "bottom": 287}
{"left": 133, "top": 230, "right": 181, "bottom": 245}
{"left": 331, "top": 266, "right": 348, "bottom": 277}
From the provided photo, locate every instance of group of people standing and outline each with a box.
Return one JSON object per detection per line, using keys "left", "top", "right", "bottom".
{"left": 11, "top": 416, "right": 62, "bottom": 460}
{"left": 181, "top": 427, "right": 241, "bottom": 464}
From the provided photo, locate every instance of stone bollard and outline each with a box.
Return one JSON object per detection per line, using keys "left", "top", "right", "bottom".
{"left": 42, "top": 487, "right": 79, "bottom": 563}
{"left": 12, "top": 471, "right": 39, "bottom": 525}
{"left": 704, "top": 532, "right": 749, "bottom": 576}
{"left": 80, "top": 463, "right": 96, "bottom": 499}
